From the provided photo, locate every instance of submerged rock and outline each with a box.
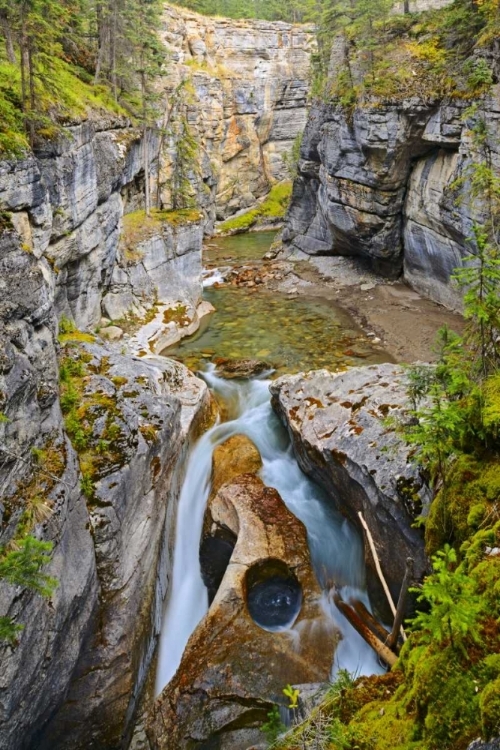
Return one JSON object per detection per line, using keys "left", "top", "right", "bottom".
{"left": 148, "top": 474, "right": 338, "bottom": 750}
{"left": 270, "top": 364, "right": 431, "bottom": 609}
{"left": 213, "top": 357, "right": 273, "bottom": 379}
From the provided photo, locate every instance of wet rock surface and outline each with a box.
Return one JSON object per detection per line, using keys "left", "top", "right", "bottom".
{"left": 148, "top": 474, "right": 338, "bottom": 750}
{"left": 213, "top": 357, "right": 274, "bottom": 379}
{"left": 270, "top": 364, "right": 431, "bottom": 607}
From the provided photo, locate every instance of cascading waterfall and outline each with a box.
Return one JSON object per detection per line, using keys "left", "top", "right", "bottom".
{"left": 155, "top": 367, "right": 383, "bottom": 696}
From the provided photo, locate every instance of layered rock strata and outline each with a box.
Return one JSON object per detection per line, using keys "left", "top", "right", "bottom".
{"left": 0, "top": 201, "right": 210, "bottom": 748}
{"left": 158, "top": 5, "right": 315, "bottom": 226}
{"left": 149, "top": 473, "right": 337, "bottom": 750}
{"left": 270, "top": 365, "right": 431, "bottom": 608}
{"left": 281, "top": 89, "right": 500, "bottom": 308}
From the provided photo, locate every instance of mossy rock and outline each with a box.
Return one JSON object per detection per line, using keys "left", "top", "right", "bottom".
{"left": 425, "top": 456, "right": 500, "bottom": 556}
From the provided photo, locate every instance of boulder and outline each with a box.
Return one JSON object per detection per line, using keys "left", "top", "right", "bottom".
{"left": 210, "top": 433, "right": 263, "bottom": 501}
{"left": 148, "top": 474, "right": 338, "bottom": 750}
{"left": 213, "top": 357, "right": 273, "bottom": 379}
{"left": 270, "top": 364, "right": 431, "bottom": 610}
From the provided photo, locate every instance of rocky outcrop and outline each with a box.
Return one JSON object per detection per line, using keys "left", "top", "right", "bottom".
{"left": 0, "top": 119, "right": 205, "bottom": 336}
{"left": 1, "top": 122, "right": 157, "bottom": 329}
{"left": 102, "top": 212, "right": 204, "bottom": 322}
{"left": 281, "top": 88, "right": 500, "bottom": 308}
{"left": 36, "top": 342, "right": 211, "bottom": 750}
{"left": 0, "top": 142, "right": 208, "bottom": 750}
{"left": 0, "top": 226, "right": 98, "bottom": 750}
{"left": 270, "top": 365, "right": 431, "bottom": 607}
{"left": 149, "top": 474, "right": 337, "bottom": 750}
{"left": 158, "top": 5, "right": 315, "bottom": 227}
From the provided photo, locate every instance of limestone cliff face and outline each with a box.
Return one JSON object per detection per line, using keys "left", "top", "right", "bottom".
{"left": 281, "top": 88, "right": 500, "bottom": 309}
{"left": 0, "top": 120, "right": 204, "bottom": 329}
{"left": 158, "top": 4, "right": 315, "bottom": 228}
{"left": 0, "top": 116, "right": 209, "bottom": 748}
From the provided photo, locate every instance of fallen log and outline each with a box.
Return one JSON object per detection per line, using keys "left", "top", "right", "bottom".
{"left": 332, "top": 589, "right": 398, "bottom": 668}
{"left": 351, "top": 599, "right": 391, "bottom": 644}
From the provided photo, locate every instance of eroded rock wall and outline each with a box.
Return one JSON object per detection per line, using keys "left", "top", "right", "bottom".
{"left": 0, "top": 119, "right": 209, "bottom": 748}
{"left": 281, "top": 88, "right": 500, "bottom": 309}
{"left": 158, "top": 5, "right": 315, "bottom": 227}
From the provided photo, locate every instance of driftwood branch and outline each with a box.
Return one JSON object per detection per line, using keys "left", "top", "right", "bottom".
{"left": 387, "top": 557, "right": 413, "bottom": 649}
{"left": 333, "top": 589, "right": 397, "bottom": 668}
{"left": 358, "top": 511, "right": 406, "bottom": 642}
{"left": 351, "top": 598, "right": 391, "bottom": 644}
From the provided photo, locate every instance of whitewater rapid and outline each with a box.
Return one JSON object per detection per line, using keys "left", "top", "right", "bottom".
{"left": 155, "top": 368, "right": 383, "bottom": 695}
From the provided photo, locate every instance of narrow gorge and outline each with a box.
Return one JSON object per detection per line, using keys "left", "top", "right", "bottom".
{"left": 0, "top": 1, "right": 499, "bottom": 750}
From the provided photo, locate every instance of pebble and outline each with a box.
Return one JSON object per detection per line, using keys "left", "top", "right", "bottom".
{"left": 360, "top": 282, "right": 376, "bottom": 291}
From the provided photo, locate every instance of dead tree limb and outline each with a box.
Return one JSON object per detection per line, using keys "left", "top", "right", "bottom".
{"left": 351, "top": 599, "right": 391, "bottom": 644}
{"left": 387, "top": 557, "right": 413, "bottom": 649}
{"left": 333, "top": 589, "right": 397, "bottom": 668}
{"left": 357, "top": 511, "right": 406, "bottom": 642}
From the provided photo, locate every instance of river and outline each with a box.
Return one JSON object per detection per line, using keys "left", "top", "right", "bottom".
{"left": 155, "top": 231, "right": 389, "bottom": 696}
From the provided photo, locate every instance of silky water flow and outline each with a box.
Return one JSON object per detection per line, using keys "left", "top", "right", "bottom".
{"left": 155, "top": 367, "right": 383, "bottom": 695}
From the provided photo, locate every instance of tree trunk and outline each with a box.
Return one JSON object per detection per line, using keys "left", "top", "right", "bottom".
{"left": 144, "top": 126, "right": 150, "bottom": 216}
{"left": 28, "top": 42, "right": 36, "bottom": 147}
{"left": 0, "top": 12, "right": 16, "bottom": 64}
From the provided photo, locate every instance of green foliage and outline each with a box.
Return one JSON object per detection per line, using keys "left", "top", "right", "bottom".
{"left": 316, "top": 0, "right": 497, "bottom": 107}
{"left": 58, "top": 316, "right": 76, "bottom": 335}
{"left": 283, "top": 684, "right": 300, "bottom": 709}
{"left": 0, "top": 537, "right": 56, "bottom": 596}
{"left": 282, "top": 133, "right": 303, "bottom": 179}
{"left": 262, "top": 705, "right": 286, "bottom": 745}
{"left": 411, "top": 545, "right": 483, "bottom": 651}
{"left": 0, "top": 616, "right": 24, "bottom": 643}
{"left": 0, "top": 536, "right": 57, "bottom": 642}
{"left": 171, "top": 0, "right": 317, "bottom": 22}
{"left": 0, "top": 0, "right": 164, "bottom": 154}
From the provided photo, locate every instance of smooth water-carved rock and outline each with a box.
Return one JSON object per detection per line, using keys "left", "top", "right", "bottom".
{"left": 201, "top": 434, "right": 262, "bottom": 601}
{"left": 270, "top": 365, "right": 431, "bottom": 607}
{"left": 210, "top": 434, "right": 263, "bottom": 500}
{"left": 149, "top": 474, "right": 338, "bottom": 750}
{"left": 281, "top": 89, "right": 500, "bottom": 307}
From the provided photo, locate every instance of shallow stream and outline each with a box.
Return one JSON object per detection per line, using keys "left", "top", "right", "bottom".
{"left": 155, "top": 232, "right": 389, "bottom": 696}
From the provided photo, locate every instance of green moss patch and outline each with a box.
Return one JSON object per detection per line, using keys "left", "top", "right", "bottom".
{"left": 120, "top": 208, "right": 203, "bottom": 261}
{"left": 217, "top": 181, "right": 292, "bottom": 235}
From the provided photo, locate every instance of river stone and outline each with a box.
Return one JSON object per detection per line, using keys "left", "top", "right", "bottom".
{"left": 270, "top": 365, "right": 431, "bottom": 610}
{"left": 210, "top": 434, "right": 263, "bottom": 501}
{"left": 148, "top": 474, "right": 338, "bottom": 750}
{"left": 213, "top": 357, "right": 273, "bottom": 379}
{"left": 467, "top": 739, "right": 500, "bottom": 750}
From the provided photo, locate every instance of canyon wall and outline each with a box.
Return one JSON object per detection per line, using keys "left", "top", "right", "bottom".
{"left": 281, "top": 89, "right": 500, "bottom": 310}
{"left": 0, "top": 116, "right": 210, "bottom": 749}
{"left": 157, "top": 4, "right": 315, "bottom": 228}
